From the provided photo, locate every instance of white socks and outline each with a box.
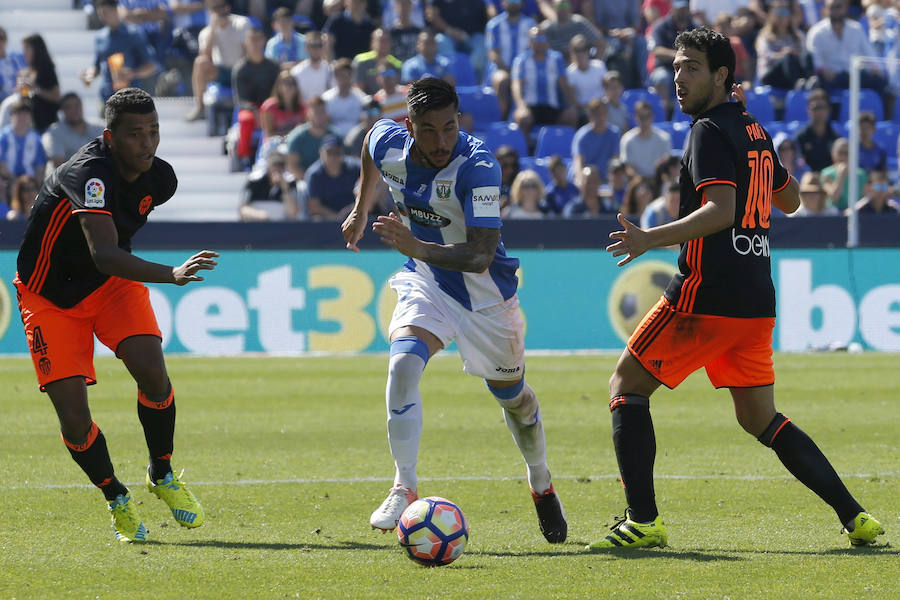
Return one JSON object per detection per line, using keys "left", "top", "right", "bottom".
{"left": 386, "top": 350, "right": 426, "bottom": 490}
{"left": 491, "top": 381, "right": 551, "bottom": 494}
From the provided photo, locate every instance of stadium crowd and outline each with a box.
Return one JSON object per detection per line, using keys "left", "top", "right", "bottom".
{"left": 2, "top": 0, "right": 900, "bottom": 222}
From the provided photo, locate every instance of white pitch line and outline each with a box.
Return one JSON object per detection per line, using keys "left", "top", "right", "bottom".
{"left": 1, "top": 472, "right": 894, "bottom": 491}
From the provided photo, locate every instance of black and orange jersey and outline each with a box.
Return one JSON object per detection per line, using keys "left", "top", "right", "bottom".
{"left": 665, "top": 101, "right": 790, "bottom": 318}
{"left": 17, "top": 137, "right": 176, "bottom": 308}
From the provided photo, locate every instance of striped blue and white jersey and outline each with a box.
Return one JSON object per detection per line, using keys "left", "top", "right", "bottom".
{"left": 485, "top": 13, "right": 535, "bottom": 69}
{"left": 0, "top": 126, "right": 46, "bottom": 178}
{"left": 511, "top": 49, "right": 566, "bottom": 108}
{"left": 368, "top": 119, "right": 519, "bottom": 311}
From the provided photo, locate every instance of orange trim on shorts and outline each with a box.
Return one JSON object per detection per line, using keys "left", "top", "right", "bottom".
{"left": 28, "top": 200, "right": 71, "bottom": 292}
{"left": 770, "top": 415, "right": 791, "bottom": 443}
{"left": 696, "top": 179, "right": 737, "bottom": 190}
{"left": 71, "top": 209, "right": 113, "bottom": 215}
{"left": 138, "top": 386, "right": 174, "bottom": 409}
{"left": 62, "top": 421, "right": 99, "bottom": 452}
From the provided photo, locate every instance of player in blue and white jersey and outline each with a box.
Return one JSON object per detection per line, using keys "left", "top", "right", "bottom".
{"left": 341, "top": 77, "right": 566, "bottom": 543}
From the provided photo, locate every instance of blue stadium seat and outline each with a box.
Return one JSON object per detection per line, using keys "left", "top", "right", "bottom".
{"left": 534, "top": 125, "right": 576, "bottom": 159}
{"left": 671, "top": 101, "right": 692, "bottom": 123}
{"left": 483, "top": 121, "right": 529, "bottom": 156}
{"left": 452, "top": 53, "right": 478, "bottom": 87}
{"left": 519, "top": 156, "right": 553, "bottom": 184}
{"left": 745, "top": 90, "right": 775, "bottom": 124}
{"left": 874, "top": 122, "right": 898, "bottom": 158}
{"left": 621, "top": 88, "right": 666, "bottom": 122}
{"left": 457, "top": 87, "right": 502, "bottom": 130}
{"left": 669, "top": 121, "right": 690, "bottom": 150}
{"left": 783, "top": 89, "right": 811, "bottom": 122}
{"left": 838, "top": 88, "right": 885, "bottom": 122}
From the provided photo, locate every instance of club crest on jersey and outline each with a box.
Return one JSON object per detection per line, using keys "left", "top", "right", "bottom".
{"left": 408, "top": 205, "right": 451, "bottom": 228}
{"left": 138, "top": 195, "right": 153, "bottom": 215}
{"left": 84, "top": 178, "right": 105, "bottom": 208}
{"left": 435, "top": 180, "right": 452, "bottom": 200}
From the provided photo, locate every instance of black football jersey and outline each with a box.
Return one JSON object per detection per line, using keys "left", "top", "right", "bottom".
{"left": 17, "top": 137, "right": 176, "bottom": 308}
{"left": 664, "top": 102, "right": 790, "bottom": 318}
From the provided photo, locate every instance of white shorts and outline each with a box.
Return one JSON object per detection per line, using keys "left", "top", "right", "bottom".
{"left": 388, "top": 270, "right": 525, "bottom": 381}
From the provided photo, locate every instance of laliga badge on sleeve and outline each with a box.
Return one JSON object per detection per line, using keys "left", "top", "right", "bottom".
{"left": 84, "top": 178, "right": 106, "bottom": 208}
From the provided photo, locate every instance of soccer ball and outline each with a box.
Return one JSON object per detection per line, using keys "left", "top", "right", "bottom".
{"left": 607, "top": 259, "right": 678, "bottom": 342}
{"left": 397, "top": 497, "right": 468, "bottom": 566}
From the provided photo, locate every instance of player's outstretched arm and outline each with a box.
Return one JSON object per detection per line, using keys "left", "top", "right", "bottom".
{"left": 607, "top": 184, "right": 735, "bottom": 266}
{"left": 341, "top": 128, "right": 381, "bottom": 252}
{"left": 80, "top": 212, "right": 218, "bottom": 284}
{"left": 373, "top": 213, "right": 499, "bottom": 272}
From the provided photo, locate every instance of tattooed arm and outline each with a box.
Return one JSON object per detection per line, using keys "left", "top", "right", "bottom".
{"left": 372, "top": 214, "right": 500, "bottom": 273}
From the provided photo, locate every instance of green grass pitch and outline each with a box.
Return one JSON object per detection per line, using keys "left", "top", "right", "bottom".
{"left": 0, "top": 353, "right": 897, "bottom": 599}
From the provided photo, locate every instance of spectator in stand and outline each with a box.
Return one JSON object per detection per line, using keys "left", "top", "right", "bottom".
{"left": 373, "top": 65, "right": 409, "bottom": 120}
{"left": 539, "top": 0, "right": 602, "bottom": 55}
{"left": 865, "top": 2, "right": 894, "bottom": 58}
{"left": 495, "top": 144, "right": 520, "bottom": 210}
{"left": 0, "top": 175, "right": 9, "bottom": 218}
{"left": 239, "top": 150, "right": 302, "bottom": 221}
{"left": 184, "top": 0, "right": 250, "bottom": 121}
{"left": 505, "top": 169, "right": 546, "bottom": 218}
{"left": 486, "top": 0, "right": 542, "bottom": 20}
{"left": 650, "top": 154, "right": 680, "bottom": 198}
{"left": 794, "top": 88, "right": 839, "bottom": 172}
{"left": 566, "top": 35, "right": 607, "bottom": 122}
{"left": 690, "top": 0, "right": 765, "bottom": 26}
{"left": 620, "top": 100, "right": 671, "bottom": 179}
{"left": 572, "top": 98, "right": 620, "bottom": 199}
{"left": 620, "top": 175, "right": 654, "bottom": 221}
{"left": 714, "top": 13, "right": 753, "bottom": 84}
{"left": 383, "top": 0, "right": 427, "bottom": 30}
{"left": 426, "top": 0, "right": 488, "bottom": 80}
{"left": 0, "top": 100, "right": 46, "bottom": 181}
{"left": 0, "top": 27, "right": 26, "bottom": 103}
{"left": 18, "top": 35, "right": 61, "bottom": 134}
{"left": 857, "top": 111, "right": 887, "bottom": 172}
{"left": 324, "top": 0, "right": 377, "bottom": 60}
{"left": 564, "top": 181, "right": 617, "bottom": 217}
{"left": 755, "top": 0, "right": 811, "bottom": 90}
{"left": 290, "top": 31, "right": 333, "bottom": 102}
{"left": 323, "top": 58, "right": 368, "bottom": 138}
{"left": 773, "top": 132, "right": 808, "bottom": 178}
{"left": 511, "top": 26, "right": 577, "bottom": 140}
{"left": 345, "top": 96, "right": 381, "bottom": 156}
{"left": 641, "top": 180, "right": 680, "bottom": 228}
{"left": 401, "top": 31, "right": 454, "bottom": 85}
{"left": 641, "top": 0, "right": 670, "bottom": 33}
{"left": 850, "top": 169, "right": 900, "bottom": 215}
{"left": 791, "top": 171, "right": 839, "bottom": 216}
{"left": 485, "top": 0, "right": 535, "bottom": 118}
{"left": 807, "top": 0, "right": 886, "bottom": 94}
{"left": 388, "top": 0, "right": 423, "bottom": 63}
{"left": 541, "top": 154, "right": 579, "bottom": 216}
{"left": 602, "top": 70, "right": 631, "bottom": 135}
{"left": 118, "top": 0, "right": 169, "bottom": 69}
{"left": 266, "top": 7, "right": 307, "bottom": 71}
{"left": 166, "top": 0, "right": 209, "bottom": 94}
{"left": 305, "top": 134, "right": 361, "bottom": 219}
{"left": 286, "top": 96, "right": 336, "bottom": 179}
{"left": 584, "top": 0, "right": 647, "bottom": 90}
{"left": 42, "top": 93, "right": 105, "bottom": 171}
{"left": 81, "top": 0, "right": 159, "bottom": 109}
{"left": 260, "top": 71, "right": 307, "bottom": 142}
{"left": 232, "top": 26, "right": 280, "bottom": 163}
{"left": 354, "top": 29, "right": 403, "bottom": 96}
{"left": 821, "top": 137, "right": 868, "bottom": 212}
{"left": 647, "top": 0, "right": 698, "bottom": 105}
{"left": 6, "top": 174, "right": 40, "bottom": 220}
{"left": 607, "top": 156, "right": 628, "bottom": 207}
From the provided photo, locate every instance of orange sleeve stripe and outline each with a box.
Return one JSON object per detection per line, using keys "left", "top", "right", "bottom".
{"left": 138, "top": 386, "right": 174, "bottom": 409}
{"left": 71, "top": 209, "right": 113, "bottom": 215}
{"left": 62, "top": 421, "right": 100, "bottom": 452}
{"left": 772, "top": 177, "right": 790, "bottom": 194}
{"left": 27, "top": 200, "right": 71, "bottom": 292}
{"left": 696, "top": 179, "right": 737, "bottom": 191}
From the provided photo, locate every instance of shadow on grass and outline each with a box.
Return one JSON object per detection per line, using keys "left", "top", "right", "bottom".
{"left": 474, "top": 544, "right": 743, "bottom": 562}
{"left": 146, "top": 538, "right": 388, "bottom": 551}
{"left": 725, "top": 544, "right": 896, "bottom": 557}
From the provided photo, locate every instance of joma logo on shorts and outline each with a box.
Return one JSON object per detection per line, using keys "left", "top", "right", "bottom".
{"left": 495, "top": 365, "right": 521, "bottom": 373}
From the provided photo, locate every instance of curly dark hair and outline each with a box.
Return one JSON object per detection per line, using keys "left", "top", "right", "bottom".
{"left": 674, "top": 27, "right": 735, "bottom": 94}
{"left": 406, "top": 77, "right": 458, "bottom": 121}
{"left": 105, "top": 87, "right": 156, "bottom": 131}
